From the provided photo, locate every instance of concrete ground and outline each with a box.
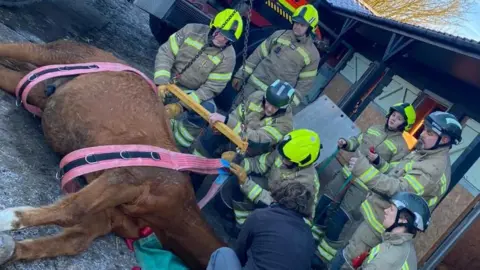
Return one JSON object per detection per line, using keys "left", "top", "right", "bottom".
{"left": 0, "top": 0, "right": 233, "bottom": 269}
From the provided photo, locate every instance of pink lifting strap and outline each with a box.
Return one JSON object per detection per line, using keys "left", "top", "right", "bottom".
{"left": 15, "top": 62, "right": 157, "bottom": 117}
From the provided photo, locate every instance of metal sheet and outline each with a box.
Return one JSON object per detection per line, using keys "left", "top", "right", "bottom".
{"left": 294, "top": 94, "right": 361, "bottom": 166}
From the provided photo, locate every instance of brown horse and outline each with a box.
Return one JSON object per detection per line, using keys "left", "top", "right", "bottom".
{"left": 0, "top": 40, "right": 225, "bottom": 269}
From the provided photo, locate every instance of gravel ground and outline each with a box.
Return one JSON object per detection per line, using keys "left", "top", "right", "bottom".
{"left": 0, "top": 0, "right": 232, "bottom": 269}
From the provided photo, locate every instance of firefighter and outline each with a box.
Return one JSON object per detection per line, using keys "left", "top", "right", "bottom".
{"left": 330, "top": 111, "right": 463, "bottom": 270}
{"left": 170, "top": 101, "right": 216, "bottom": 152}
{"left": 190, "top": 79, "right": 295, "bottom": 158}
{"left": 311, "top": 103, "right": 416, "bottom": 267}
{"left": 358, "top": 192, "right": 431, "bottom": 270}
{"left": 232, "top": 4, "right": 321, "bottom": 107}
{"left": 153, "top": 8, "right": 243, "bottom": 118}
{"left": 221, "top": 128, "right": 321, "bottom": 227}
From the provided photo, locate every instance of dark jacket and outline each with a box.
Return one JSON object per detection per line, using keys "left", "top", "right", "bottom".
{"left": 234, "top": 204, "right": 315, "bottom": 270}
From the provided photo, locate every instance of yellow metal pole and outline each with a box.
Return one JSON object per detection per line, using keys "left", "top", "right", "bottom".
{"left": 165, "top": 84, "right": 248, "bottom": 154}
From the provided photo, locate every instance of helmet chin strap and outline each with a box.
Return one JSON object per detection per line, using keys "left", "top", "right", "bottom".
{"left": 385, "top": 210, "right": 414, "bottom": 234}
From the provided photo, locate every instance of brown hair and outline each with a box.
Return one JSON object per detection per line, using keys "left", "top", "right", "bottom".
{"left": 271, "top": 181, "right": 313, "bottom": 217}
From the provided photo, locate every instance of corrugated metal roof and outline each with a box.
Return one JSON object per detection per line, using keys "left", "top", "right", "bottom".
{"left": 324, "top": 0, "right": 480, "bottom": 55}
{"left": 325, "top": 0, "right": 480, "bottom": 44}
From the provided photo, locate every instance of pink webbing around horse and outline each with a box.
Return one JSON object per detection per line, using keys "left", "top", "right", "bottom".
{"left": 15, "top": 62, "right": 157, "bottom": 117}
{"left": 58, "top": 144, "right": 231, "bottom": 192}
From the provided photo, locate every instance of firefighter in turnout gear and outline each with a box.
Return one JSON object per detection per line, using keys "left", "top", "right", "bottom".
{"left": 153, "top": 9, "right": 243, "bottom": 118}
{"left": 223, "top": 129, "right": 322, "bottom": 227}
{"left": 170, "top": 101, "right": 216, "bottom": 152}
{"left": 311, "top": 103, "right": 416, "bottom": 267}
{"left": 191, "top": 79, "right": 294, "bottom": 158}
{"left": 232, "top": 4, "right": 320, "bottom": 107}
{"left": 358, "top": 192, "right": 431, "bottom": 270}
{"left": 330, "top": 111, "right": 463, "bottom": 270}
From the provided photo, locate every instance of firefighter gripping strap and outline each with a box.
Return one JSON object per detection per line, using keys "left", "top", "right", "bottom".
{"left": 166, "top": 84, "right": 248, "bottom": 153}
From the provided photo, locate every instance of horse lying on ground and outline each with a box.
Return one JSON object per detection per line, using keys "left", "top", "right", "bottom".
{"left": 0, "top": 40, "right": 225, "bottom": 269}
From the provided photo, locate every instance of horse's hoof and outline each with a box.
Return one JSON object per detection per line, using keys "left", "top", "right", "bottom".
{"left": 0, "top": 206, "right": 34, "bottom": 231}
{"left": 0, "top": 233, "right": 15, "bottom": 265}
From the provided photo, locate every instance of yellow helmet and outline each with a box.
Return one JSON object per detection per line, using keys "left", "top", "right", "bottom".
{"left": 388, "top": 103, "right": 416, "bottom": 131}
{"left": 292, "top": 4, "right": 319, "bottom": 33}
{"left": 277, "top": 129, "right": 322, "bottom": 168}
{"left": 209, "top": 9, "right": 244, "bottom": 42}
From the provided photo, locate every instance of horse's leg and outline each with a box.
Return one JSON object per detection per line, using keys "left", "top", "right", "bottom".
{"left": 0, "top": 66, "right": 27, "bottom": 95}
{"left": 3, "top": 210, "right": 116, "bottom": 264}
{"left": 0, "top": 171, "right": 142, "bottom": 231}
{"left": 0, "top": 40, "right": 123, "bottom": 66}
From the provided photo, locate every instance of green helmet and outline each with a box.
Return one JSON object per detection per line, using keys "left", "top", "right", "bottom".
{"left": 265, "top": 80, "right": 295, "bottom": 109}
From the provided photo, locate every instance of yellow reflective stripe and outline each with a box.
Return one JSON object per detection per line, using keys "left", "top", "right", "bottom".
{"left": 440, "top": 174, "right": 447, "bottom": 195}
{"left": 264, "top": 117, "right": 273, "bottom": 126}
{"left": 274, "top": 157, "right": 282, "bottom": 167}
{"left": 358, "top": 166, "right": 380, "bottom": 184}
{"left": 208, "top": 72, "right": 232, "bottom": 81}
{"left": 383, "top": 139, "right": 398, "bottom": 155}
{"left": 250, "top": 75, "right": 269, "bottom": 91}
{"left": 367, "top": 244, "right": 381, "bottom": 263}
{"left": 178, "top": 121, "right": 195, "bottom": 142}
{"left": 174, "top": 129, "right": 191, "bottom": 148}
{"left": 207, "top": 55, "right": 221, "bottom": 65}
{"left": 303, "top": 217, "right": 313, "bottom": 227}
{"left": 320, "top": 239, "right": 337, "bottom": 256}
{"left": 367, "top": 128, "right": 381, "bottom": 137}
{"left": 233, "top": 122, "right": 242, "bottom": 134}
{"left": 293, "top": 95, "right": 301, "bottom": 105}
{"left": 317, "top": 245, "right": 334, "bottom": 261}
{"left": 361, "top": 200, "right": 385, "bottom": 234}
{"left": 243, "top": 159, "right": 251, "bottom": 173}
{"left": 188, "top": 92, "right": 201, "bottom": 103}
{"left": 260, "top": 41, "right": 269, "bottom": 57}
{"left": 192, "top": 149, "right": 204, "bottom": 157}
{"left": 379, "top": 162, "right": 390, "bottom": 173}
{"left": 234, "top": 209, "right": 251, "bottom": 224}
{"left": 404, "top": 161, "right": 414, "bottom": 172}
{"left": 248, "top": 102, "right": 263, "bottom": 112}
{"left": 154, "top": 69, "right": 171, "bottom": 79}
{"left": 404, "top": 174, "right": 424, "bottom": 195}
{"left": 236, "top": 104, "right": 244, "bottom": 118}
{"left": 296, "top": 47, "right": 311, "bottom": 65}
{"left": 402, "top": 261, "right": 410, "bottom": 270}
{"left": 277, "top": 38, "right": 291, "bottom": 46}
{"left": 390, "top": 161, "right": 400, "bottom": 168}
{"left": 428, "top": 197, "right": 438, "bottom": 207}
{"left": 354, "top": 178, "right": 369, "bottom": 190}
{"left": 184, "top": 37, "right": 203, "bottom": 50}
{"left": 262, "top": 126, "right": 283, "bottom": 142}
{"left": 259, "top": 153, "right": 269, "bottom": 173}
{"left": 358, "top": 133, "right": 363, "bottom": 143}
{"left": 169, "top": 34, "right": 179, "bottom": 56}
{"left": 342, "top": 165, "right": 352, "bottom": 178}
{"left": 310, "top": 224, "right": 323, "bottom": 240}
{"left": 299, "top": 70, "right": 317, "bottom": 79}
{"left": 244, "top": 65, "right": 254, "bottom": 74}
{"left": 247, "top": 184, "right": 263, "bottom": 201}
{"left": 347, "top": 138, "right": 356, "bottom": 151}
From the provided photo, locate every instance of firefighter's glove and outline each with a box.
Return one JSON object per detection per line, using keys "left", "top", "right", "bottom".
{"left": 165, "top": 103, "right": 184, "bottom": 119}
{"left": 158, "top": 85, "right": 169, "bottom": 103}
{"left": 231, "top": 77, "right": 243, "bottom": 91}
{"left": 337, "top": 138, "right": 347, "bottom": 149}
{"left": 221, "top": 151, "right": 237, "bottom": 162}
{"left": 230, "top": 163, "right": 247, "bottom": 185}
{"left": 348, "top": 157, "right": 358, "bottom": 171}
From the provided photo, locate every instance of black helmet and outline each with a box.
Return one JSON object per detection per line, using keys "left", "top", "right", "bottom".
{"left": 425, "top": 111, "right": 462, "bottom": 145}
{"left": 265, "top": 80, "right": 295, "bottom": 109}
{"left": 390, "top": 192, "right": 431, "bottom": 232}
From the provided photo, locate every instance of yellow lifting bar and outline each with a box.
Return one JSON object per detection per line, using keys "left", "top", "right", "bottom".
{"left": 165, "top": 84, "right": 249, "bottom": 154}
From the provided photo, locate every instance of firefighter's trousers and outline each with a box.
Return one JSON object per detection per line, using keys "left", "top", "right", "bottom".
{"left": 231, "top": 176, "right": 269, "bottom": 226}
{"left": 312, "top": 171, "right": 367, "bottom": 264}
{"left": 330, "top": 220, "right": 383, "bottom": 270}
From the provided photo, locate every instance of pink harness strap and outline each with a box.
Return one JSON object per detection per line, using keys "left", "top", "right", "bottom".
{"left": 15, "top": 62, "right": 157, "bottom": 117}
{"left": 58, "top": 144, "right": 230, "bottom": 193}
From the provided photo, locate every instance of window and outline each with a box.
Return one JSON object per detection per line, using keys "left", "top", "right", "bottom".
{"left": 450, "top": 119, "right": 480, "bottom": 163}
{"left": 339, "top": 53, "right": 372, "bottom": 84}
{"left": 373, "top": 75, "right": 421, "bottom": 114}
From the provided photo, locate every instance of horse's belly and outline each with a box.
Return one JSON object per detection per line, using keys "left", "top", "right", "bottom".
{"left": 41, "top": 72, "right": 169, "bottom": 155}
